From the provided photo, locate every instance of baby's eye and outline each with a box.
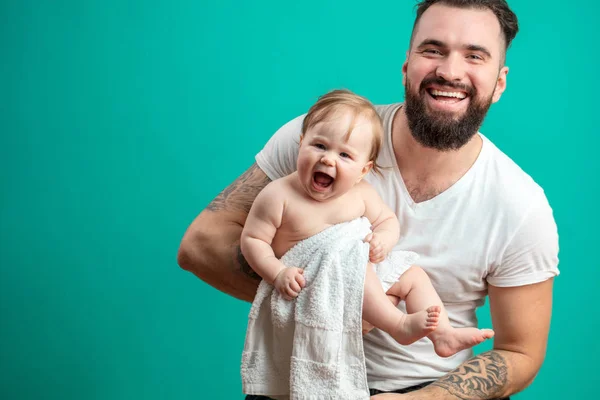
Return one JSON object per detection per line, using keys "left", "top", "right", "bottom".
{"left": 314, "top": 143, "right": 326, "bottom": 150}
{"left": 340, "top": 152, "right": 351, "bottom": 159}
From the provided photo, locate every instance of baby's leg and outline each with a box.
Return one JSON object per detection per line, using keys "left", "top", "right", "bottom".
{"left": 387, "top": 266, "right": 494, "bottom": 357}
{"left": 362, "top": 263, "right": 439, "bottom": 345}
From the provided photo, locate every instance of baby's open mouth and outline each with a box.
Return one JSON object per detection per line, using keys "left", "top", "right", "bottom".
{"left": 313, "top": 172, "right": 334, "bottom": 188}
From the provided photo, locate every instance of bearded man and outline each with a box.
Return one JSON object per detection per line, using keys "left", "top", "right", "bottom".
{"left": 178, "top": 1, "right": 560, "bottom": 399}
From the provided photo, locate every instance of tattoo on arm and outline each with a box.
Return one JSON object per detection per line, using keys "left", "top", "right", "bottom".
{"left": 431, "top": 351, "right": 509, "bottom": 400}
{"left": 205, "top": 163, "right": 270, "bottom": 281}
{"left": 236, "top": 243, "right": 260, "bottom": 280}
{"left": 206, "top": 163, "right": 271, "bottom": 213}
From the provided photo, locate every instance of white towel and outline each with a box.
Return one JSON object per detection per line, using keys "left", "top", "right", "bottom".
{"left": 241, "top": 217, "right": 418, "bottom": 400}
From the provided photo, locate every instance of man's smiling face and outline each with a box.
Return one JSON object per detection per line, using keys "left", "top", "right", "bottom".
{"left": 402, "top": 4, "right": 509, "bottom": 150}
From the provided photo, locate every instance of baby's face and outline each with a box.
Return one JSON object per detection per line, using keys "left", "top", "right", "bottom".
{"left": 297, "top": 110, "right": 374, "bottom": 202}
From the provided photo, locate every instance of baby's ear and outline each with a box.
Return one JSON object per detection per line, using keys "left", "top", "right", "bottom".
{"left": 357, "top": 161, "right": 374, "bottom": 182}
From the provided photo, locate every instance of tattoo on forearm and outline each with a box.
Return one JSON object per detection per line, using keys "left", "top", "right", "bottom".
{"left": 431, "top": 351, "right": 509, "bottom": 400}
{"left": 236, "top": 244, "right": 260, "bottom": 280}
{"left": 206, "top": 163, "right": 271, "bottom": 213}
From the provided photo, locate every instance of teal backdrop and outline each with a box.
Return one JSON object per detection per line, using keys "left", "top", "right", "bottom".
{"left": 1, "top": 0, "right": 598, "bottom": 398}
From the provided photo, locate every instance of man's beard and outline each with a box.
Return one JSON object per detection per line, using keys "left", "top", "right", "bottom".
{"left": 404, "top": 76, "right": 494, "bottom": 151}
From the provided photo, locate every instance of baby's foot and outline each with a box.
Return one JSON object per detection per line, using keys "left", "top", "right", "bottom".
{"left": 391, "top": 306, "right": 440, "bottom": 345}
{"left": 431, "top": 328, "right": 495, "bottom": 358}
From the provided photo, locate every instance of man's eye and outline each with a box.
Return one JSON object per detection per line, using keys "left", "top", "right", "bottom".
{"left": 467, "top": 54, "right": 483, "bottom": 61}
{"left": 314, "top": 143, "right": 326, "bottom": 150}
{"left": 340, "top": 152, "right": 351, "bottom": 159}
{"left": 423, "top": 49, "right": 442, "bottom": 55}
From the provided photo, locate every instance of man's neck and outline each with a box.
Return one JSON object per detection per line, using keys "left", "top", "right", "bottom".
{"left": 392, "top": 106, "right": 483, "bottom": 203}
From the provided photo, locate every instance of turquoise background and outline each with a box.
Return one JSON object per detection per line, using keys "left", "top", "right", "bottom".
{"left": 1, "top": 0, "right": 597, "bottom": 398}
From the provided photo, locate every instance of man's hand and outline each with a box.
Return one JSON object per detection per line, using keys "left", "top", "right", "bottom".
{"left": 364, "top": 232, "right": 391, "bottom": 263}
{"left": 274, "top": 267, "right": 306, "bottom": 300}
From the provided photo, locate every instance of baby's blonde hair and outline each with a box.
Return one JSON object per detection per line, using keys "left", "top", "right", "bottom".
{"left": 301, "top": 89, "right": 383, "bottom": 175}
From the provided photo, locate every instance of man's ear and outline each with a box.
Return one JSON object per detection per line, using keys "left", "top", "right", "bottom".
{"left": 492, "top": 66, "right": 509, "bottom": 103}
{"left": 402, "top": 52, "right": 409, "bottom": 86}
{"left": 357, "top": 161, "right": 374, "bottom": 182}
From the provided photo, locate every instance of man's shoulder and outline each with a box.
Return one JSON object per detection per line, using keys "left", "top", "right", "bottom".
{"left": 480, "top": 134, "right": 548, "bottom": 209}
{"left": 374, "top": 103, "right": 402, "bottom": 121}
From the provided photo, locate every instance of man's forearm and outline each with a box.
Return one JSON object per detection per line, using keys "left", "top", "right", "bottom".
{"left": 429, "top": 351, "right": 509, "bottom": 399}
{"left": 217, "top": 237, "right": 262, "bottom": 302}
{"left": 178, "top": 221, "right": 261, "bottom": 302}
{"left": 397, "top": 349, "right": 537, "bottom": 400}
{"left": 178, "top": 163, "right": 271, "bottom": 302}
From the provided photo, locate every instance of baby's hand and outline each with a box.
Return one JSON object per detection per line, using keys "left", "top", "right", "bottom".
{"left": 274, "top": 267, "right": 306, "bottom": 300}
{"left": 363, "top": 232, "right": 389, "bottom": 263}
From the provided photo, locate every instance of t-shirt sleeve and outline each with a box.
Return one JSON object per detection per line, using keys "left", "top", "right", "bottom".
{"left": 255, "top": 114, "right": 305, "bottom": 181}
{"left": 487, "top": 192, "right": 560, "bottom": 287}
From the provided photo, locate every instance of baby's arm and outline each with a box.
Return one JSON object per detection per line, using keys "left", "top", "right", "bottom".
{"left": 240, "top": 182, "right": 286, "bottom": 283}
{"left": 240, "top": 182, "right": 305, "bottom": 299}
{"left": 359, "top": 181, "right": 400, "bottom": 263}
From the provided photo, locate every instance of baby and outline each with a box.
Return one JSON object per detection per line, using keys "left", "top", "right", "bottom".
{"left": 241, "top": 89, "right": 493, "bottom": 357}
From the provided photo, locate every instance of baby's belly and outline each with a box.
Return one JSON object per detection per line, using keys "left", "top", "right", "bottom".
{"left": 271, "top": 227, "right": 331, "bottom": 259}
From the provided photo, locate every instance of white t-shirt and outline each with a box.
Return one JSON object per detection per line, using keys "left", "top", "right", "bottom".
{"left": 255, "top": 103, "right": 560, "bottom": 390}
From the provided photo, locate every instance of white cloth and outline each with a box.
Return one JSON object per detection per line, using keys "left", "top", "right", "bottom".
{"left": 241, "top": 217, "right": 418, "bottom": 399}
{"left": 255, "top": 103, "right": 560, "bottom": 390}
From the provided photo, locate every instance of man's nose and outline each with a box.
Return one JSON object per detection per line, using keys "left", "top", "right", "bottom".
{"left": 435, "top": 53, "right": 465, "bottom": 82}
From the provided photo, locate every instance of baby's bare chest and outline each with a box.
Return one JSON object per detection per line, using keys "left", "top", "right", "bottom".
{"left": 271, "top": 197, "right": 365, "bottom": 257}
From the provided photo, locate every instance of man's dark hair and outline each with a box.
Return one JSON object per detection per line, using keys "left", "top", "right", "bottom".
{"left": 410, "top": 0, "right": 519, "bottom": 52}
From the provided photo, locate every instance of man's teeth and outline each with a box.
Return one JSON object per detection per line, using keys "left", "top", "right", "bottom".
{"left": 430, "top": 89, "right": 466, "bottom": 99}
